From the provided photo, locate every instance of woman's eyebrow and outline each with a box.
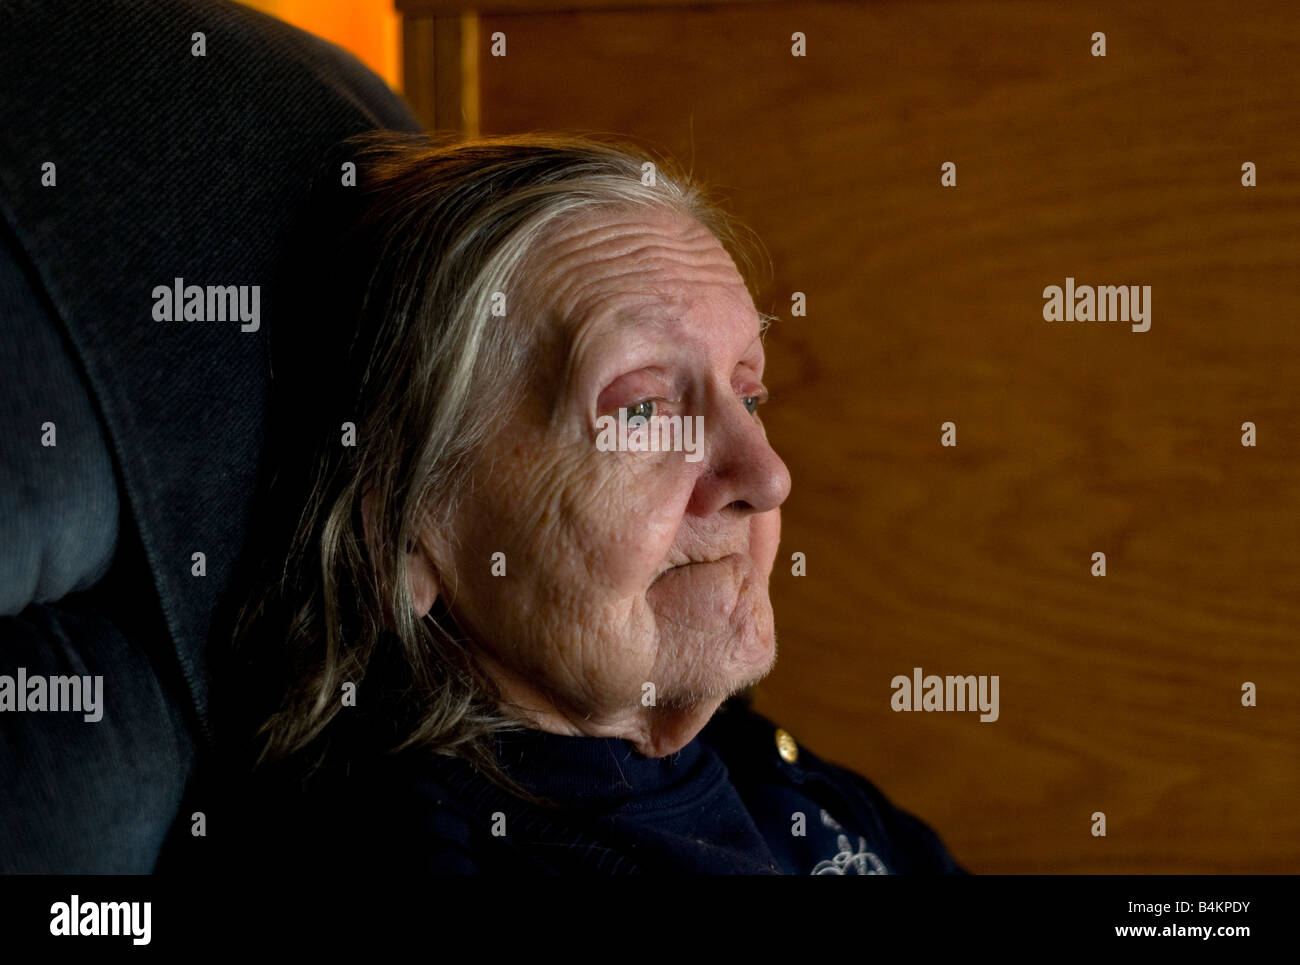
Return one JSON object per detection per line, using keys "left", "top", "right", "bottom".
{"left": 560, "top": 301, "right": 766, "bottom": 386}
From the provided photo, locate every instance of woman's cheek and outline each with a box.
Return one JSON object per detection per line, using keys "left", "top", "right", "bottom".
{"left": 592, "top": 460, "right": 695, "bottom": 592}
{"left": 523, "top": 428, "right": 695, "bottom": 590}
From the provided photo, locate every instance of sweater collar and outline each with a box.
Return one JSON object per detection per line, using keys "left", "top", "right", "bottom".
{"left": 492, "top": 725, "right": 718, "bottom": 811}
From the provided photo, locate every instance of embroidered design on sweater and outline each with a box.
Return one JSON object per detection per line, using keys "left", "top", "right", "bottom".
{"left": 810, "top": 808, "right": 889, "bottom": 875}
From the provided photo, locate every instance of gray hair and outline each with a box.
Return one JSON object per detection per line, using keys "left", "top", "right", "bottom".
{"left": 232, "top": 130, "right": 773, "bottom": 798}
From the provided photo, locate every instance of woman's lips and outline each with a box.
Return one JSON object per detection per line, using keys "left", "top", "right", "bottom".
{"left": 651, "top": 552, "right": 742, "bottom": 584}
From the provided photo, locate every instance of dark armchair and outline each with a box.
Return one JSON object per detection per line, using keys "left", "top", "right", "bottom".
{"left": 0, "top": 0, "right": 421, "bottom": 872}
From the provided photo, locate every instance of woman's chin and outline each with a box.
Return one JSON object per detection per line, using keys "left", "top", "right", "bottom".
{"left": 728, "top": 625, "right": 777, "bottom": 688}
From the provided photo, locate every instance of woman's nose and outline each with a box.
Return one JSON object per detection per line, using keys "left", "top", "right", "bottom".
{"left": 686, "top": 392, "right": 791, "bottom": 518}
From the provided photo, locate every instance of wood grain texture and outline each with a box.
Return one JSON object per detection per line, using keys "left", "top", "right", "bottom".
{"left": 407, "top": 0, "right": 1300, "bottom": 872}
{"left": 401, "top": 15, "right": 437, "bottom": 128}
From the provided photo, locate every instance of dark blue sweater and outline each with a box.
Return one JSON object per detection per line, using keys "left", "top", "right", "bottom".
{"left": 345, "top": 699, "right": 966, "bottom": 875}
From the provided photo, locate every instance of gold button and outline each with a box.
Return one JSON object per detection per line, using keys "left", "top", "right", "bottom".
{"left": 775, "top": 727, "right": 798, "bottom": 764}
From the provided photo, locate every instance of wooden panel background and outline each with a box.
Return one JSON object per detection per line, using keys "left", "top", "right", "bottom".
{"left": 402, "top": 0, "right": 1300, "bottom": 872}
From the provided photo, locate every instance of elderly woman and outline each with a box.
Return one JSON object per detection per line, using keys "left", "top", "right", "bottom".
{"left": 224, "top": 131, "right": 963, "bottom": 876}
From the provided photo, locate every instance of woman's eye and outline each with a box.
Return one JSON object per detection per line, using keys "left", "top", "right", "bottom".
{"left": 621, "top": 400, "right": 656, "bottom": 421}
{"left": 742, "top": 395, "right": 763, "bottom": 415}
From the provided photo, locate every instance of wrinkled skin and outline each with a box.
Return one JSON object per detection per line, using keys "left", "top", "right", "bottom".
{"left": 406, "top": 205, "right": 791, "bottom": 757}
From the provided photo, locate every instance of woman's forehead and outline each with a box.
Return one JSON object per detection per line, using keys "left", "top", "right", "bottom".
{"left": 537, "top": 207, "right": 738, "bottom": 294}
{"left": 510, "top": 207, "right": 762, "bottom": 390}
{"left": 534, "top": 215, "right": 749, "bottom": 328}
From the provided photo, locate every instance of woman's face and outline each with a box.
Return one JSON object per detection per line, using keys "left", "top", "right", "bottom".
{"left": 409, "top": 204, "right": 791, "bottom": 756}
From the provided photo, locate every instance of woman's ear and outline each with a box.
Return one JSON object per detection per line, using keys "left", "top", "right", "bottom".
{"left": 404, "top": 529, "right": 443, "bottom": 619}
{"left": 361, "top": 492, "right": 443, "bottom": 620}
